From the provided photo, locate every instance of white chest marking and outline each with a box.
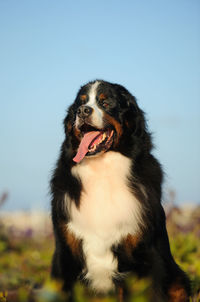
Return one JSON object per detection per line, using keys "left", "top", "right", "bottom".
{"left": 67, "top": 152, "right": 142, "bottom": 293}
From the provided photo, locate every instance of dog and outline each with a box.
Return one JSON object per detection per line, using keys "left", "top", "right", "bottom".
{"left": 50, "top": 80, "right": 190, "bottom": 301}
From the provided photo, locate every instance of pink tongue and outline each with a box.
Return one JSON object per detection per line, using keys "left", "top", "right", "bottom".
{"left": 73, "top": 131, "right": 101, "bottom": 163}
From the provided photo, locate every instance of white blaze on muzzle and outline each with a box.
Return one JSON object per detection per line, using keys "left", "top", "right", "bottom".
{"left": 85, "top": 81, "right": 104, "bottom": 128}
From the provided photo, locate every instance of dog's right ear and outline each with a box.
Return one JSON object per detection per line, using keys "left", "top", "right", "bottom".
{"left": 63, "top": 105, "right": 75, "bottom": 135}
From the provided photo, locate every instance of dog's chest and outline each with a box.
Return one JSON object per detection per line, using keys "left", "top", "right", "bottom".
{"left": 67, "top": 152, "right": 142, "bottom": 293}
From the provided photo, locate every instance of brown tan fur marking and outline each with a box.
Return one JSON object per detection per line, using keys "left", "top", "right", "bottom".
{"left": 60, "top": 224, "right": 81, "bottom": 257}
{"left": 117, "top": 286, "right": 124, "bottom": 302}
{"left": 99, "top": 93, "right": 107, "bottom": 100}
{"left": 66, "top": 121, "right": 72, "bottom": 133}
{"left": 168, "top": 282, "right": 189, "bottom": 302}
{"left": 80, "top": 94, "right": 87, "bottom": 103}
{"left": 122, "top": 234, "right": 140, "bottom": 257}
{"left": 103, "top": 113, "right": 123, "bottom": 146}
{"left": 73, "top": 126, "right": 82, "bottom": 140}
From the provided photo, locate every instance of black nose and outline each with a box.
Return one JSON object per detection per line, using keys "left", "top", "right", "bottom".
{"left": 77, "top": 105, "right": 93, "bottom": 118}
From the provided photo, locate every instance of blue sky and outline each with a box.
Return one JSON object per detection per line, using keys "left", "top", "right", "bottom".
{"left": 0, "top": 0, "right": 199, "bottom": 211}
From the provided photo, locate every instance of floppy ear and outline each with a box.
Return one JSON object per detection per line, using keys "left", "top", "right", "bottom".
{"left": 123, "top": 93, "right": 146, "bottom": 136}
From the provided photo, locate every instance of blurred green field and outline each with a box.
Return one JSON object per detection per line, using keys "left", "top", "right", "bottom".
{"left": 0, "top": 205, "right": 200, "bottom": 302}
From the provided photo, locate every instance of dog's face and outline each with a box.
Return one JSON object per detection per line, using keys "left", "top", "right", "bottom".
{"left": 64, "top": 80, "right": 145, "bottom": 162}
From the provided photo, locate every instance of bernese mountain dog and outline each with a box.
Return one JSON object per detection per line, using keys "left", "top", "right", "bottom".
{"left": 50, "top": 80, "right": 190, "bottom": 301}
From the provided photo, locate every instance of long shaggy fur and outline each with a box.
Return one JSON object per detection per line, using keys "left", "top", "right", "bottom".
{"left": 50, "top": 80, "right": 190, "bottom": 301}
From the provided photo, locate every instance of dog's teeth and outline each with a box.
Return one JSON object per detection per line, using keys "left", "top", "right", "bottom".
{"left": 99, "top": 132, "right": 107, "bottom": 144}
{"left": 89, "top": 132, "right": 108, "bottom": 152}
{"left": 89, "top": 144, "right": 97, "bottom": 152}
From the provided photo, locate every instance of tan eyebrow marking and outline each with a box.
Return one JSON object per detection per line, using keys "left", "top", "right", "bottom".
{"left": 99, "top": 93, "right": 107, "bottom": 100}
{"left": 80, "top": 94, "right": 87, "bottom": 101}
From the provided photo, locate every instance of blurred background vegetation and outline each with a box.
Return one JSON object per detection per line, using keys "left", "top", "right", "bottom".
{"left": 0, "top": 192, "right": 200, "bottom": 302}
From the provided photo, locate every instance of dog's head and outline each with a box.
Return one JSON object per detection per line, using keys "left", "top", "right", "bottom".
{"left": 64, "top": 80, "right": 149, "bottom": 162}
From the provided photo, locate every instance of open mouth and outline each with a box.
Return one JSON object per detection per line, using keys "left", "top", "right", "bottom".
{"left": 88, "top": 128, "right": 114, "bottom": 154}
{"left": 73, "top": 124, "right": 114, "bottom": 163}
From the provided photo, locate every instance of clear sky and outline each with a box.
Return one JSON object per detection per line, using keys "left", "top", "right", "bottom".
{"left": 0, "top": 0, "right": 199, "bottom": 211}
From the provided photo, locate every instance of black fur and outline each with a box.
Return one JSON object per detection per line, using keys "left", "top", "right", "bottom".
{"left": 50, "top": 80, "right": 190, "bottom": 301}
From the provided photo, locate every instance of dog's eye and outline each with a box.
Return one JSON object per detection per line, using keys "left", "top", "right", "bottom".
{"left": 102, "top": 101, "right": 109, "bottom": 108}
{"left": 98, "top": 94, "right": 110, "bottom": 109}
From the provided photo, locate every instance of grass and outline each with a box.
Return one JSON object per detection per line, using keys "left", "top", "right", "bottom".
{"left": 0, "top": 205, "right": 200, "bottom": 301}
